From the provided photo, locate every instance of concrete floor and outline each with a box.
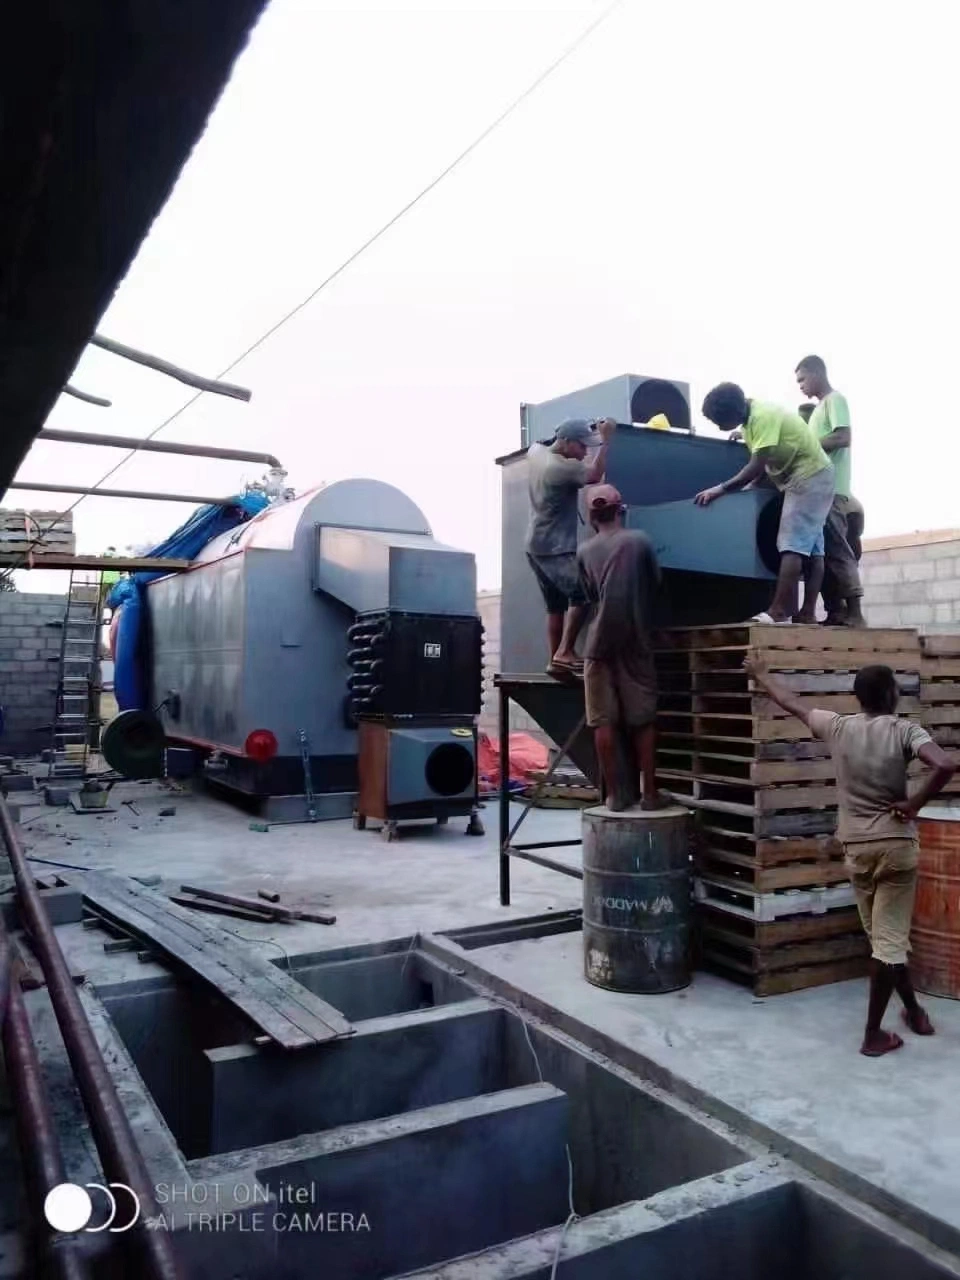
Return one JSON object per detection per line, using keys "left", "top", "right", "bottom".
{"left": 13, "top": 780, "right": 960, "bottom": 1258}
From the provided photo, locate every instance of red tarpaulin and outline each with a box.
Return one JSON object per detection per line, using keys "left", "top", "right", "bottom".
{"left": 477, "top": 731, "right": 549, "bottom": 794}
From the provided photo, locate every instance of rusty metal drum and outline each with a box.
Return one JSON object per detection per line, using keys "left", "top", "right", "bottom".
{"left": 913, "top": 808, "right": 960, "bottom": 999}
{"left": 582, "top": 804, "right": 692, "bottom": 993}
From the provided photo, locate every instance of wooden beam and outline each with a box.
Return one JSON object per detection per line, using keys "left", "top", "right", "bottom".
{"left": 78, "top": 871, "right": 353, "bottom": 1049}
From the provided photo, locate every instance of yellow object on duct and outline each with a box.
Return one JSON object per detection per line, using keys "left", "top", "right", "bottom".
{"left": 647, "top": 413, "right": 671, "bottom": 430}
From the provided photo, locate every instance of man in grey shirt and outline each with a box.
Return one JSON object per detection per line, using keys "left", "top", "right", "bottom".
{"left": 525, "top": 416, "right": 614, "bottom": 678}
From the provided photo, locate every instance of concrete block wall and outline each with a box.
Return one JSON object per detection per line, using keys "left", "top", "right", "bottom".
{"left": 861, "top": 535, "right": 960, "bottom": 632}
{"left": 0, "top": 593, "right": 66, "bottom": 756}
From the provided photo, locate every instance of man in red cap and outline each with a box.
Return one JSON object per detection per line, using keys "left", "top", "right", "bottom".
{"left": 577, "top": 485, "right": 668, "bottom": 810}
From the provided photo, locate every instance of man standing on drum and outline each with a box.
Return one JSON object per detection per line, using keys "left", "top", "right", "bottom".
{"left": 577, "top": 484, "right": 668, "bottom": 812}
{"left": 745, "top": 654, "right": 955, "bottom": 1057}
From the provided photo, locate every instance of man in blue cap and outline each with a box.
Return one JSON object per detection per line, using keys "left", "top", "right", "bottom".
{"left": 526, "top": 416, "right": 615, "bottom": 678}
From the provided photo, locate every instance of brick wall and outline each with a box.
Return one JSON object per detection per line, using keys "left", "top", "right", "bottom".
{"left": 861, "top": 535, "right": 960, "bottom": 632}
{"left": 0, "top": 593, "right": 66, "bottom": 756}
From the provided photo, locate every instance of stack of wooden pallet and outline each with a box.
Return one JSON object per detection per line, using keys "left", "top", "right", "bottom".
{"left": 0, "top": 509, "right": 75, "bottom": 559}
{"left": 653, "top": 622, "right": 924, "bottom": 995}
{"left": 919, "top": 634, "right": 960, "bottom": 794}
{"left": 524, "top": 768, "right": 600, "bottom": 809}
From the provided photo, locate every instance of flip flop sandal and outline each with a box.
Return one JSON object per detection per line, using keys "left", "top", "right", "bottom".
{"left": 546, "top": 660, "right": 583, "bottom": 682}
{"left": 751, "top": 612, "right": 793, "bottom": 625}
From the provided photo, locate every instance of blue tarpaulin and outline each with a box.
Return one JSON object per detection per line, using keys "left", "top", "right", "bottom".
{"left": 109, "top": 493, "right": 269, "bottom": 712}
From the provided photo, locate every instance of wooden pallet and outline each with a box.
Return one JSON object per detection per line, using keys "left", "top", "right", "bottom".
{"left": 694, "top": 873, "right": 854, "bottom": 921}
{"left": 657, "top": 623, "right": 920, "bottom": 654}
{"left": 699, "top": 937, "right": 870, "bottom": 996}
{"left": 655, "top": 624, "right": 922, "bottom": 993}
{"left": 697, "top": 902, "right": 869, "bottom": 995}
{"left": 695, "top": 846, "right": 847, "bottom": 892}
{"left": 699, "top": 903, "right": 862, "bottom": 948}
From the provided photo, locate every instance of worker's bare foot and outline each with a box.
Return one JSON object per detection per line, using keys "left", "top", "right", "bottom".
{"left": 822, "top": 612, "right": 847, "bottom": 627}
{"left": 843, "top": 612, "right": 867, "bottom": 629}
{"left": 795, "top": 610, "right": 817, "bottom": 625}
{"left": 902, "top": 1006, "right": 935, "bottom": 1036}
{"left": 640, "top": 791, "right": 671, "bottom": 812}
{"left": 604, "top": 793, "right": 628, "bottom": 812}
{"left": 860, "top": 1029, "right": 904, "bottom": 1057}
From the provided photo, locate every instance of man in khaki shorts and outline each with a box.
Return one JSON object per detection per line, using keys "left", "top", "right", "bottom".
{"left": 577, "top": 485, "right": 668, "bottom": 812}
{"left": 746, "top": 657, "right": 955, "bottom": 1055}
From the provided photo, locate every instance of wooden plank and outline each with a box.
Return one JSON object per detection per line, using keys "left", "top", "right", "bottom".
{"left": 695, "top": 847, "right": 847, "bottom": 891}
{"left": 180, "top": 884, "right": 337, "bottom": 926}
{"left": 921, "top": 634, "right": 960, "bottom": 657}
{"left": 656, "top": 625, "right": 918, "bottom": 653}
{"left": 662, "top": 773, "right": 837, "bottom": 812}
{"left": 699, "top": 827, "right": 841, "bottom": 864}
{"left": 169, "top": 894, "right": 278, "bottom": 924}
{"left": 694, "top": 873, "right": 854, "bottom": 920}
{"left": 698, "top": 903, "right": 861, "bottom": 947}
{"left": 658, "top": 754, "right": 835, "bottom": 785}
{"left": 80, "top": 871, "right": 352, "bottom": 1049}
{"left": 921, "top": 705, "right": 960, "bottom": 725}
{"left": 701, "top": 927, "right": 869, "bottom": 973}
{"left": 921, "top": 658, "right": 960, "bottom": 679}
{"left": 753, "top": 957, "right": 869, "bottom": 996}
{"left": 701, "top": 946, "right": 870, "bottom": 996}
{"left": 694, "top": 647, "right": 921, "bottom": 673}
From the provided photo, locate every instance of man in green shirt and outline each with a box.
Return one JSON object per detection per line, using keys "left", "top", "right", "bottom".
{"left": 695, "top": 383, "right": 834, "bottom": 624}
{"left": 796, "top": 355, "right": 865, "bottom": 627}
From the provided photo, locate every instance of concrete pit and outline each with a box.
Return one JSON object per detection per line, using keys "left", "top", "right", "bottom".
{"left": 92, "top": 943, "right": 768, "bottom": 1278}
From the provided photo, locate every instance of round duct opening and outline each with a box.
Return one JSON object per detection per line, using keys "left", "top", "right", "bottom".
{"left": 425, "top": 742, "right": 475, "bottom": 797}
{"left": 101, "top": 709, "right": 166, "bottom": 779}
{"left": 629, "top": 380, "right": 691, "bottom": 431}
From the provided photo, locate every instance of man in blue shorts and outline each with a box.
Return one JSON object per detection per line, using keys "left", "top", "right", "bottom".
{"left": 695, "top": 383, "right": 834, "bottom": 624}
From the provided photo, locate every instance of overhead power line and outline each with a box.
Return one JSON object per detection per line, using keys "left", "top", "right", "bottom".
{"left": 1, "top": 0, "right": 624, "bottom": 579}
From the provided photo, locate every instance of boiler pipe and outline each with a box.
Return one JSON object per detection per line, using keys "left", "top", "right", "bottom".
{"left": 7, "top": 481, "right": 230, "bottom": 506}
{"left": 0, "top": 924, "right": 91, "bottom": 1280}
{"left": 38, "top": 428, "right": 280, "bottom": 469}
{"left": 90, "top": 333, "right": 252, "bottom": 402}
{"left": 0, "top": 796, "right": 186, "bottom": 1280}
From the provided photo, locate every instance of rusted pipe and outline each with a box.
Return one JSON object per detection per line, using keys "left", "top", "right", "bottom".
{"left": 0, "top": 796, "right": 186, "bottom": 1280}
{"left": 90, "top": 333, "right": 252, "bottom": 402}
{"left": 62, "top": 386, "right": 112, "bottom": 408}
{"left": 0, "top": 927, "right": 90, "bottom": 1279}
{"left": 38, "top": 428, "right": 280, "bottom": 469}
{"left": 8, "top": 481, "right": 230, "bottom": 506}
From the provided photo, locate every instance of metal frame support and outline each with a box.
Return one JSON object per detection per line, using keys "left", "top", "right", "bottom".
{"left": 8, "top": 480, "right": 231, "bottom": 506}
{"left": 90, "top": 333, "right": 252, "bottom": 402}
{"left": 37, "top": 428, "right": 280, "bottom": 469}
{"left": 497, "top": 681, "right": 584, "bottom": 907}
{"left": 0, "top": 796, "right": 186, "bottom": 1280}
{"left": 0, "top": 925, "right": 91, "bottom": 1279}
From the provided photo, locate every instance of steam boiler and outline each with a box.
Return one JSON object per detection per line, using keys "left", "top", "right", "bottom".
{"left": 111, "top": 480, "right": 483, "bottom": 826}
{"left": 498, "top": 372, "right": 783, "bottom": 777}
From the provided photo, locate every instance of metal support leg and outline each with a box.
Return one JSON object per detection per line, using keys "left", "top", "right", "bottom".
{"left": 499, "top": 685, "right": 511, "bottom": 906}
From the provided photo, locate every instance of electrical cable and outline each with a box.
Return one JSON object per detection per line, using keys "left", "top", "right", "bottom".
{"left": 520, "top": 1013, "right": 580, "bottom": 1279}
{"left": 0, "top": 0, "right": 625, "bottom": 582}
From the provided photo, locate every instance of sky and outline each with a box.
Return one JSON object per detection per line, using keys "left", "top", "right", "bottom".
{"left": 11, "top": 0, "right": 960, "bottom": 592}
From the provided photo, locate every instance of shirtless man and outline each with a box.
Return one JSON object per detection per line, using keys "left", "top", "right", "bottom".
{"left": 577, "top": 484, "right": 668, "bottom": 811}
{"left": 746, "top": 655, "right": 956, "bottom": 1056}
